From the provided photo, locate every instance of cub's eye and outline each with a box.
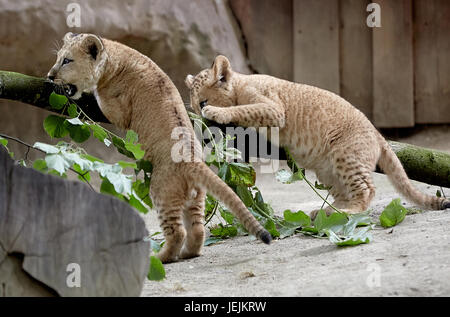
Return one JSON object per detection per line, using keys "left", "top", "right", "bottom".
{"left": 199, "top": 100, "right": 208, "bottom": 109}
{"left": 219, "top": 75, "right": 226, "bottom": 83}
{"left": 62, "top": 58, "right": 73, "bottom": 66}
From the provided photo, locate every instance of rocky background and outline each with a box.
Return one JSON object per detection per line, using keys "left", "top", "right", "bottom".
{"left": 0, "top": 0, "right": 251, "bottom": 161}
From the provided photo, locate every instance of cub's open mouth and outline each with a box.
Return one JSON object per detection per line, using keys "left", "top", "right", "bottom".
{"left": 64, "top": 84, "right": 78, "bottom": 97}
{"left": 50, "top": 82, "right": 78, "bottom": 98}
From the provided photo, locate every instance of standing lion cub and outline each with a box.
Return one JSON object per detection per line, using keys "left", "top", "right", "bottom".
{"left": 48, "top": 34, "right": 271, "bottom": 263}
{"left": 185, "top": 55, "right": 450, "bottom": 218}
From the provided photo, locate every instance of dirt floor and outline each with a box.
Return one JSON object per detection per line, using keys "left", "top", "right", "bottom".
{"left": 141, "top": 126, "right": 450, "bottom": 297}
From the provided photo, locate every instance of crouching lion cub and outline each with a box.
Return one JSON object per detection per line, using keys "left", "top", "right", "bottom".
{"left": 185, "top": 55, "right": 450, "bottom": 218}
{"left": 48, "top": 33, "right": 271, "bottom": 263}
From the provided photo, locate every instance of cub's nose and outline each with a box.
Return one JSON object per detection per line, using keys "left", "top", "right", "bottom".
{"left": 47, "top": 75, "right": 55, "bottom": 81}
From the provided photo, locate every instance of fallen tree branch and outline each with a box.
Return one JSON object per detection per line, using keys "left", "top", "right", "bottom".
{"left": 0, "top": 70, "right": 109, "bottom": 123}
{"left": 386, "top": 141, "right": 450, "bottom": 188}
{"left": 1, "top": 70, "right": 449, "bottom": 187}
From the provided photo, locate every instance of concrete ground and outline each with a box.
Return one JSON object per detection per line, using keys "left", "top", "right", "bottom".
{"left": 140, "top": 127, "right": 450, "bottom": 297}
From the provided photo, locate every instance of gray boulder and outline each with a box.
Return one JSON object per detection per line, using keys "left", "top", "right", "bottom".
{"left": 0, "top": 147, "right": 150, "bottom": 296}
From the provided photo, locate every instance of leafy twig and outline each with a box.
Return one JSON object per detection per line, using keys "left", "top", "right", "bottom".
{"left": 0, "top": 133, "right": 96, "bottom": 192}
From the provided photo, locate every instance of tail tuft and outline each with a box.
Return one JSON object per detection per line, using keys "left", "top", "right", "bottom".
{"left": 259, "top": 230, "right": 272, "bottom": 245}
{"left": 442, "top": 200, "right": 450, "bottom": 210}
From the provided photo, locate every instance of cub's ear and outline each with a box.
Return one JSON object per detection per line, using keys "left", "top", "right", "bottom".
{"left": 63, "top": 32, "right": 75, "bottom": 43}
{"left": 81, "top": 34, "right": 104, "bottom": 60}
{"left": 185, "top": 74, "right": 194, "bottom": 89}
{"left": 212, "top": 55, "right": 232, "bottom": 83}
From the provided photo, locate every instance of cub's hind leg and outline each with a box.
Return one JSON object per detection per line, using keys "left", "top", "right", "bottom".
{"left": 328, "top": 147, "right": 377, "bottom": 215}
{"left": 151, "top": 175, "right": 187, "bottom": 263}
{"left": 310, "top": 148, "right": 377, "bottom": 219}
{"left": 180, "top": 188, "right": 206, "bottom": 260}
{"left": 310, "top": 168, "right": 375, "bottom": 219}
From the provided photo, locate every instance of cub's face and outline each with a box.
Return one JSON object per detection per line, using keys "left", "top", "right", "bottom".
{"left": 47, "top": 32, "right": 106, "bottom": 100}
{"left": 185, "top": 55, "right": 236, "bottom": 114}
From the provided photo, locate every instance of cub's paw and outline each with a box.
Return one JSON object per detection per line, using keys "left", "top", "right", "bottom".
{"left": 179, "top": 248, "right": 201, "bottom": 260}
{"left": 201, "top": 106, "right": 231, "bottom": 124}
{"left": 156, "top": 251, "right": 179, "bottom": 264}
{"left": 309, "top": 208, "right": 334, "bottom": 220}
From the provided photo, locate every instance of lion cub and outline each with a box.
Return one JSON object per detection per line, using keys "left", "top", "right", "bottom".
{"left": 48, "top": 34, "right": 271, "bottom": 263}
{"left": 185, "top": 55, "right": 450, "bottom": 217}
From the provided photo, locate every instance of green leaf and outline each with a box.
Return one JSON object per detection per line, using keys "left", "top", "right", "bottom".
{"left": 0, "top": 137, "right": 8, "bottom": 147}
{"left": 67, "top": 103, "right": 78, "bottom": 118}
{"left": 275, "top": 168, "right": 304, "bottom": 184}
{"left": 219, "top": 208, "right": 235, "bottom": 225}
{"left": 32, "top": 159, "right": 48, "bottom": 172}
{"left": 204, "top": 237, "right": 223, "bottom": 246}
{"left": 264, "top": 219, "right": 280, "bottom": 238}
{"left": 283, "top": 209, "right": 311, "bottom": 227}
{"left": 64, "top": 122, "right": 91, "bottom": 143}
{"left": 314, "top": 181, "right": 332, "bottom": 190}
{"left": 45, "top": 154, "right": 70, "bottom": 175}
{"left": 129, "top": 194, "right": 149, "bottom": 214}
{"left": 49, "top": 92, "right": 68, "bottom": 110}
{"left": 33, "top": 142, "right": 59, "bottom": 154}
{"left": 149, "top": 238, "right": 163, "bottom": 252}
{"left": 114, "top": 130, "right": 146, "bottom": 160}
{"left": 228, "top": 163, "right": 256, "bottom": 187}
{"left": 218, "top": 162, "right": 256, "bottom": 187}
{"left": 94, "top": 163, "right": 132, "bottom": 195}
{"left": 80, "top": 153, "right": 104, "bottom": 163}
{"left": 327, "top": 226, "right": 373, "bottom": 246}
{"left": 61, "top": 151, "right": 93, "bottom": 171}
{"left": 112, "top": 136, "right": 135, "bottom": 159}
{"left": 125, "top": 130, "right": 139, "bottom": 144}
{"left": 313, "top": 209, "right": 348, "bottom": 234}
{"left": 44, "top": 115, "right": 69, "bottom": 138}
{"left": 118, "top": 160, "right": 137, "bottom": 169}
{"left": 132, "top": 179, "right": 152, "bottom": 208}
{"left": 135, "top": 159, "right": 153, "bottom": 175}
{"left": 48, "top": 169, "right": 67, "bottom": 178}
{"left": 124, "top": 143, "right": 145, "bottom": 160}
{"left": 66, "top": 118, "right": 83, "bottom": 125}
{"left": 379, "top": 198, "right": 407, "bottom": 228}
{"left": 236, "top": 185, "right": 254, "bottom": 207}
{"left": 147, "top": 256, "right": 165, "bottom": 281}
{"left": 210, "top": 224, "right": 238, "bottom": 238}
{"left": 347, "top": 211, "right": 372, "bottom": 227}
{"left": 72, "top": 163, "right": 91, "bottom": 182}
{"left": 89, "top": 124, "right": 108, "bottom": 143}
{"left": 100, "top": 178, "right": 126, "bottom": 201}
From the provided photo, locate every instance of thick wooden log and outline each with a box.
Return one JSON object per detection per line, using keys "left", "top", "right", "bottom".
{"left": 387, "top": 141, "right": 450, "bottom": 188}
{"left": 1, "top": 71, "right": 449, "bottom": 188}
{"left": 0, "top": 70, "right": 109, "bottom": 123}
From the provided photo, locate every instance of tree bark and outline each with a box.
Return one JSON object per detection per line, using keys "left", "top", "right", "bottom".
{"left": 386, "top": 141, "right": 450, "bottom": 188}
{"left": 1, "top": 70, "right": 449, "bottom": 187}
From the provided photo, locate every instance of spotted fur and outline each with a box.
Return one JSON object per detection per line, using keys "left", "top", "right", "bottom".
{"left": 48, "top": 35, "right": 271, "bottom": 263}
{"left": 186, "top": 55, "right": 450, "bottom": 218}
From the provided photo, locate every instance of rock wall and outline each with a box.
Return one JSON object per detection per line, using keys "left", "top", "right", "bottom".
{"left": 0, "top": 0, "right": 249, "bottom": 161}
{"left": 0, "top": 0, "right": 249, "bottom": 98}
{"left": 0, "top": 147, "right": 150, "bottom": 296}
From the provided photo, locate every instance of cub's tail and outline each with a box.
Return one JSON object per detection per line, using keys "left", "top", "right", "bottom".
{"left": 377, "top": 134, "right": 450, "bottom": 210}
{"left": 189, "top": 164, "right": 272, "bottom": 244}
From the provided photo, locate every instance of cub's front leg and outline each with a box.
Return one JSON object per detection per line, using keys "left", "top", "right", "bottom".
{"left": 202, "top": 103, "right": 285, "bottom": 128}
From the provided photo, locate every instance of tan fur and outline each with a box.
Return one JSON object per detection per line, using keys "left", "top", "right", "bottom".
{"left": 186, "top": 55, "right": 450, "bottom": 217}
{"left": 48, "top": 34, "right": 271, "bottom": 263}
